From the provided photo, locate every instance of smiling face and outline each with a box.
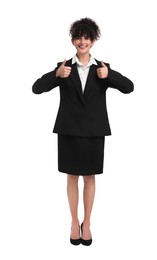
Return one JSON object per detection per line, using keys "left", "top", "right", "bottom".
{"left": 72, "top": 36, "right": 95, "bottom": 55}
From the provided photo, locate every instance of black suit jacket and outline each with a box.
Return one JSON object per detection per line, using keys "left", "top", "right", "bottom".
{"left": 32, "top": 58, "right": 134, "bottom": 137}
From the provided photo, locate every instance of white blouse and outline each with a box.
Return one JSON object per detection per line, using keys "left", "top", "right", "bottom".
{"left": 72, "top": 55, "right": 97, "bottom": 92}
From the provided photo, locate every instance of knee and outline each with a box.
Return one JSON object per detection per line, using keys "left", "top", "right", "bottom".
{"left": 67, "top": 174, "right": 79, "bottom": 184}
{"left": 83, "top": 175, "right": 95, "bottom": 184}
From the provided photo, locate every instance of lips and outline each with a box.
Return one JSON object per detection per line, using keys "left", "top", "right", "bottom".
{"left": 78, "top": 45, "right": 87, "bottom": 49}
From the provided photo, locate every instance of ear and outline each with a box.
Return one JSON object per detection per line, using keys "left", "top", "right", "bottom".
{"left": 91, "top": 40, "right": 95, "bottom": 47}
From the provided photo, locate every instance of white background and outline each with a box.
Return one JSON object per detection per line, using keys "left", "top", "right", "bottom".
{"left": 0, "top": 0, "right": 157, "bottom": 259}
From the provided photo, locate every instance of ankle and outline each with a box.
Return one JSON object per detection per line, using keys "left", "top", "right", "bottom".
{"left": 71, "top": 220, "right": 80, "bottom": 227}
{"left": 82, "top": 220, "right": 91, "bottom": 228}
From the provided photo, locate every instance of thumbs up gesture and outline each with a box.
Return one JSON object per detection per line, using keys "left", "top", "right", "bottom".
{"left": 97, "top": 61, "right": 108, "bottom": 79}
{"left": 56, "top": 59, "right": 71, "bottom": 78}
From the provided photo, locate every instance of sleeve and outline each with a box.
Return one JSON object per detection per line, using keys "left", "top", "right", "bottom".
{"left": 32, "top": 62, "right": 62, "bottom": 94}
{"left": 105, "top": 63, "right": 134, "bottom": 94}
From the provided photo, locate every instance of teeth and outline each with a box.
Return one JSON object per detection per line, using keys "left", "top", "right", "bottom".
{"left": 79, "top": 46, "right": 87, "bottom": 48}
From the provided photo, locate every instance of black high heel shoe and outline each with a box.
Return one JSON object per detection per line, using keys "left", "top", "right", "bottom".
{"left": 70, "top": 225, "right": 81, "bottom": 246}
{"left": 81, "top": 223, "right": 92, "bottom": 246}
{"left": 70, "top": 237, "right": 81, "bottom": 246}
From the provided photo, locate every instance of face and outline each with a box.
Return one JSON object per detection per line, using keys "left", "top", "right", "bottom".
{"left": 72, "top": 36, "right": 94, "bottom": 55}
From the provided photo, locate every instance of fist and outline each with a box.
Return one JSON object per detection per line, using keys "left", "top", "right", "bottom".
{"left": 56, "top": 59, "right": 71, "bottom": 78}
{"left": 97, "top": 61, "right": 108, "bottom": 79}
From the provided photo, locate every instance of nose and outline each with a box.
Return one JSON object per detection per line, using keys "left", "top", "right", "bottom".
{"left": 80, "top": 37, "right": 86, "bottom": 43}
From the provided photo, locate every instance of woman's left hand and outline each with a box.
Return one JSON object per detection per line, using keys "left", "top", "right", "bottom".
{"left": 97, "top": 61, "right": 108, "bottom": 79}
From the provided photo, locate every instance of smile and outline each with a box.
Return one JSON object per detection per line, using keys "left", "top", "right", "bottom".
{"left": 78, "top": 45, "right": 88, "bottom": 49}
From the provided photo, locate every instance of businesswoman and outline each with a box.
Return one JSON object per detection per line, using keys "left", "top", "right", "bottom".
{"left": 32, "top": 17, "right": 134, "bottom": 246}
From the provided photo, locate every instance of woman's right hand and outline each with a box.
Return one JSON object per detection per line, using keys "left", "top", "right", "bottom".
{"left": 56, "top": 59, "right": 71, "bottom": 78}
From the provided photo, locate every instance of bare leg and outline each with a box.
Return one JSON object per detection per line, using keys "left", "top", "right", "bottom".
{"left": 82, "top": 175, "right": 95, "bottom": 239}
{"left": 67, "top": 174, "right": 80, "bottom": 239}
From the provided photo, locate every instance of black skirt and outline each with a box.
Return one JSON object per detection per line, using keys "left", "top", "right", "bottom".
{"left": 58, "top": 134, "right": 105, "bottom": 176}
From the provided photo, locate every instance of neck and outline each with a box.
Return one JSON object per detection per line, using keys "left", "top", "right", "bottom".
{"left": 76, "top": 53, "right": 90, "bottom": 66}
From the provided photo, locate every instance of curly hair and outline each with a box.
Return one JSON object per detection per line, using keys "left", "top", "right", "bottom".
{"left": 69, "top": 17, "right": 101, "bottom": 41}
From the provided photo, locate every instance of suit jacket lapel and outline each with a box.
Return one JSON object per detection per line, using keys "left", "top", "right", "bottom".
{"left": 66, "top": 59, "right": 101, "bottom": 106}
{"left": 83, "top": 64, "right": 98, "bottom": 96}
{"left": 70, "top": 62, "right": 86, "bottom": 106}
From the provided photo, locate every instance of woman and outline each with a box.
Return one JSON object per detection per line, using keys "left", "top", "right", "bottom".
{"left": 32, "top": 17, "right": 134, "bottom": 246}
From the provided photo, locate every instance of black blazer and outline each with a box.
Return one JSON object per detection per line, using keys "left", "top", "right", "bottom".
{"left": 32, "top": 58, "right": 134, "bottom": 137}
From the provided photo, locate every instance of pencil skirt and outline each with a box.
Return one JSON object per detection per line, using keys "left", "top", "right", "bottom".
{"left": 58, "top": 134, "right": 105, "bottom": 176}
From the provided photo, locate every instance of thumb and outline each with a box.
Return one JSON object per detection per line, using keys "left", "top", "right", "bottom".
{"left": 62, "top": 59, "right": 66, "bottom": 66}
{"left": 101, "top": 61, "right": 106, "bottom": 67}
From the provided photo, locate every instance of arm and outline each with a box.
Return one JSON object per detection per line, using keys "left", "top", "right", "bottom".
{"left": 97, "top": 62, "right": 134, "bottom": 94}
{"left": 107, "top": 64, "right": 134, "bottom": 94}
{"left": 32, "top": 63, "right": 61, "bottom": 94}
